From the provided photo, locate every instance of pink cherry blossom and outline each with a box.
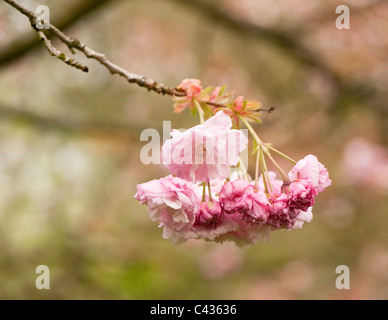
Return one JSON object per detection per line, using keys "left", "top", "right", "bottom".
{"left": 192, "top": 211, "right": 241, "bottom": 242}
{"left": 136, "top": 103, "right": 331, "bottom": 245}
{"left": 317, "top": 162, "right": 332, "bottom": 193}
{"left": 173, "top": 79, "right": 203, "bottom": 113}
{"left": 288, "top": 154, "right": 332, "bottom": 193}
{"left": 212, "top": 214, "right": 272, "bottom": 246}
{"left": 209, "top": 86, "right": 222, "bottom": 103}
{"left": 220, "top": 96, "right": 263, "bottom": 126}
{"left": 179, "top": 78, "right": 202, "bottom": 97}
{"left": 292, "top": 208, "right": 313, "bottom": 230}
{"left": 285, "top": 179, "right": 318, "bottom": 211}
{"left": 237, "top": 190, "right": 271, "bottom": 226}
{"left": 267, "top": 193, "right": 298, "bottom": 230}
{"left": 162, "top": 111, "right": 248, "bottom": 183}
{"left": 134, "top": 175, "right": 201, "bottom": 243}
{"left": 219, "top": 179, "right": 254, "bottom": 214}
{"left": 195, "top": 201, "right": 223, "bottom": 227}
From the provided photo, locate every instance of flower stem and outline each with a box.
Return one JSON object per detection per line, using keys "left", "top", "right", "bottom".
{"left": 265, "top": 145, "right": 296, "bottom": 164}
{"left": 264, "top": 149, "right": 291, "bottom": 184}
{"left": 238, "top": 114, "right": 263, "bottom": 145}
{"left": 254, "top": 149, "right": 260, "bottom": 190}
{"left": 207, "top": 182, "right": 213, "bottom": 202}
{"left": 259, "top": 147, "right": 270, "bottom": 194}
{"left": 194, "top": 99, "right": 205, "bottom": 124}
{"left": 261, "top": 150, "right": 273, "bottom": 193}
{"left": 202, "top": 183, "right": 206, "bottom": 203}
{"left": 238, "top": 113, "right": 292, "bottom": 186}
{"left": 238, "top": 157, "right": 250, "bottom": 181}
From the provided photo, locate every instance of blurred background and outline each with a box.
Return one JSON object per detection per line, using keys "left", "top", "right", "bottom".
{"left": 0, "top": 0, "right": 387, "bottom": 299}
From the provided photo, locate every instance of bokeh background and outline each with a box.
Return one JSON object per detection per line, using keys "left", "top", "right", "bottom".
{"left": 0, "top": 0, "right": 388, "bottom": 300}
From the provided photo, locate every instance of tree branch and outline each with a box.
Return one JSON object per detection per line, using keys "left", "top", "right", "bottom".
{"left": 2, "top": 0, "right": 185, "bottom": 97}
{"left": 0, "top": 0, "right": 116, "bottom": 66}
{"left": 37, "top": 30, "right": 89, "bottom": 72}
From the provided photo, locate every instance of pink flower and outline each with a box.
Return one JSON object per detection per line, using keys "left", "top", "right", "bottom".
{"left": 179, "top": 78, "right": 202, "bottom": 97}
{"left": 292, "top": 208, "right": 313, "bottom": 230}
{"left": 209, "top": 86, "right": 222, "bottom": 103}
{"left": 195, "top": 201, "right": 223, "bottom": 227}
{"left": 207, "top": 86, "right": 230, "bottom": 112}
{"left": 267, "top": 193, "right": 297, "bottom": 230}
{"left": 234, "top": 96, "right": 245, "bottom": 111}
{"left": 285, "top": 179, "right": 318, "bottom": 211}
{"left": 162, "top": 111, "right": 248, "bottom": 183}
{"left": 317, "top": 162, "right": 332, "bottom": 193}
{"left": 288, "top": 154, "right": 332, "bottom": 193}
{"left": 220, "top": 96, "right": 262, "bottom": 127}
{"left": 193, "top": 211, "right": 242, "bottom": 242}
{"left": 134, "top": 176, "right": 201, "bottom": 243}
{"left": 219, "top": 179, "right": 254, "bottom": 214}
{"left": 173, "top": 79, "right": 203, "bottom": 113}
{"left": 212, "top": 214, "right": 272, "bottom": 246}
{"left": 237, "top": 190, "right": 271, "bottom": 226}
{"left": 195, "top": 190, "right": 274, "bottom": 245}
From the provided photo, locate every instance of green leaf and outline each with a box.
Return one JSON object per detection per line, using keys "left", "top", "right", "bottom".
{"left": 225, "top": 103, "right": 234, "bottom": 109}
{"left": 202, "top": 86, "right": 214, "bottom": 95}
{"left": 202, "top": 103, "right": 213, "bottom": 119}
{"left": 243, "top": 99, "right": 248, "bottom": 109}
{"left": 219, "top": 84, "right": 227, "bottom": 96}
{"left": 190, "top": 103, "right": 197, "bottom": 117}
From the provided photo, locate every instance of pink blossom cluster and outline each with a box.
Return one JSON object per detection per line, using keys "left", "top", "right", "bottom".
{"left": 135, "top": 110, "right": 331, "bottom": 245}
{"left": 161, "top": 111, "right": 248, "bottom": 182}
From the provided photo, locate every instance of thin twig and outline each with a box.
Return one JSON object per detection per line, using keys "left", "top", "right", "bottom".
{"left": 37, "top": 31, "right": 88, "bottom": 72}
{"left": 205, "top": 100, "right": 275, "bottom": 114}
{"left": 3, "top": 0, "right": 185, "bottom": 97}
{"left": 0, "top": 0, "right": 117, "bottom": 66}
